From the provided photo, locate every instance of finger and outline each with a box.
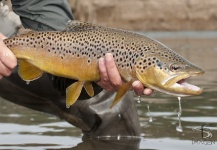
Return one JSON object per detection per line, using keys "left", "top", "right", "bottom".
{"left": 0, "top": 39, "right": 17, "bottom": 69}
{"left": 0, "top": 60, "right": 12, "bottom": 76}
{"left": 132, "top": 80, "right": 144, "bottom": 96}
{"left": 97, "top": 57, "right": 114, "bottom": 91}
{"left": 143, "top": 88, "right": 154, "bottom": 96}
{"left": 104, "top": 53, "right": 122, "bottom": 90}
{"left": 132, "top": 80, "right": 154, "bottom": 96}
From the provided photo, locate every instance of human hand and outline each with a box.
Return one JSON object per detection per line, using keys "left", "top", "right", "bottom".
{"left": 97, "top": 53, "right": 154, "bottom": 96}
{"left": 0, "top": 33, "right": 17, "bottom": 79}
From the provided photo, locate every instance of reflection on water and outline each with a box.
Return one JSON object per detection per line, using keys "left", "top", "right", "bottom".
{"left": 0, "top": 31, "right": 217, "bottom": 149}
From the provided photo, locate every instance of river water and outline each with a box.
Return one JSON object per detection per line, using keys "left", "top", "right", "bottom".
{"left": 0, "top": 31, "right": 217, "bottom": 150}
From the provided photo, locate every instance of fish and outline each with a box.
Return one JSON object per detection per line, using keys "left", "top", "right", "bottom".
{"left": 4, "top": 20, "right": 205, "bottom": 108}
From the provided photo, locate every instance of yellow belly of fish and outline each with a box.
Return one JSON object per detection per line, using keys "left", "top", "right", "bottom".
{"left": 11, "top": 46, "right": 100, "bottom": 82}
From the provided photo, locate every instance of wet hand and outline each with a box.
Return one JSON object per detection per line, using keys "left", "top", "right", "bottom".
{"left": 0, "top": 33, "right": 17, "bottom": 79}
{"left": 97, "top": 53, "right": 154, "bottom": 96}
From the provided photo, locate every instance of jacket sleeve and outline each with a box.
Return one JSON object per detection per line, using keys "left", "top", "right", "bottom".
{"left": 11, "top": 0, "right": 73, "bottom": 31}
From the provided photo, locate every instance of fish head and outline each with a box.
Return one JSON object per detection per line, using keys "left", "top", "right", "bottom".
{"left": 135, "top": 46, "right": 205, "bottom": 97}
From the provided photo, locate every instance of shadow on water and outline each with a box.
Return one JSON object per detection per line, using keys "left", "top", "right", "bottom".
{"left": 0, "top": 31, "right": 217, "bottom": 150}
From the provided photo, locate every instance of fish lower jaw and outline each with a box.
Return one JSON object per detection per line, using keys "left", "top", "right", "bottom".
{"left": 164, "top": 80, "right": 203, "bottom": 97}
{"left": 146, "top": 79, "right": 203, "bottom": 97}
{"left": 162, "top": 74, "right": 203, "bottom": 96}
{"left": 149, "top": 85, "right": 192, "bottom": 97}
{"left": 175, "top": 80, "right": 203, "bottom": 95}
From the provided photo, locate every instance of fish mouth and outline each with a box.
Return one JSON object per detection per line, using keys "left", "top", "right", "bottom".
{"left": 176, "top": 78, "right": 203, "bottom": 93}
{"left": 163, "top": 73, "right": 203, "bottom": 96}
{"left": 135, "top": 68, "right": 204, "bottom": 97}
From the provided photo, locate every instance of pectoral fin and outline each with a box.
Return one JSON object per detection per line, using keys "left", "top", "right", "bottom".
{"left": 84, "top": 82, "right": 94, "bottom": 97}
{"left": 66, "top": 81, "right": 84, "bottom": 108}
{"left": 18, "top": 59, "right": 43, "bottom": 81}
{"left": 110, "top": 81, "right": 133, "bottom": 108}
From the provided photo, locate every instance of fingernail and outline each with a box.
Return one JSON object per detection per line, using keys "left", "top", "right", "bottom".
{"left": 99, "top": 57, "right": 104, "bottom": 63}
{"left": 105, "top": 53, "right": 113, "bottom": 60}
{"left": 132, "top": 80, "right": 140, "bottom": 87}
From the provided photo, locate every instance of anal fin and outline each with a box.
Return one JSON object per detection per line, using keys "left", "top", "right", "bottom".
{"left": 84, "top": 82, "right": 94, "bottom": 97}
{"left": 18, "top": 59, "right": 43, "bottom": 81}
{"left": 110, "top": 81, "right": 133, "bottom": 108}
{"left": 66, "top": 81, "right": 84, "bottom": 108}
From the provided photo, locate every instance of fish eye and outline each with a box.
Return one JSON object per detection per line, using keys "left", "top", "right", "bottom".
{"left": 169, "top": 64, "right": 181, "bottom": 71}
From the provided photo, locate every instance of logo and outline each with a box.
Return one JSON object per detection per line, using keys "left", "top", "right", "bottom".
{"left": 192, "top": 124, "right": 216, "bottom": 145}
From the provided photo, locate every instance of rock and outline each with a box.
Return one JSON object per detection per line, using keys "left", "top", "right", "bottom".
{"left": 68, "top": 0, "right": 217, "bottom": 31}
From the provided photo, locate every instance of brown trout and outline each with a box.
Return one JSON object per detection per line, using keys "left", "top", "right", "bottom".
{"left": 4, "top": 20, "right": 205, "bottom": 108}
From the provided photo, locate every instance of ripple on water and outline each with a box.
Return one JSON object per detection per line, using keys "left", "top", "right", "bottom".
{"left": 0, "top": 123, "right": 63, "bottom": 134}
{"left": 196, "top": 106, "right": 216, "bottom": 110}
{"left": 179, "top": 117, "right": 217, "bottom": 123}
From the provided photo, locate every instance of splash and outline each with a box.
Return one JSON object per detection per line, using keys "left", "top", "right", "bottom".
{"left": 147, "top": 105, "right": 153, "bottom": 122}
{"left": 117, "top": 134, "right": 121, "bottom": 140}
{"left": 176, "top": 97, "right": 183, "bottom": 132}
{"left": 137, "top": 96, "right": 141, "bottom": 103}
{"left": 26, "top": 81, "right": 30, "bottom": 85}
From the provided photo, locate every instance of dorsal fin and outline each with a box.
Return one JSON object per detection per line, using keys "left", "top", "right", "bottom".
{"left": 64, "top": 20, "right": 102, "bottom": 32}
{"left": 17, "top": 26, "right": 34, "bottom": 36}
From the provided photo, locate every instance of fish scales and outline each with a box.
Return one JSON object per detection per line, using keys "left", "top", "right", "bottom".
{"left": 4, "top": 20, "right": 205, "bottom": 107}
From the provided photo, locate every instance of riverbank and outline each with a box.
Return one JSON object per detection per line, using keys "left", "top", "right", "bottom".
{"left": 69, "top": 0, "right": 217, "bottom": 31}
